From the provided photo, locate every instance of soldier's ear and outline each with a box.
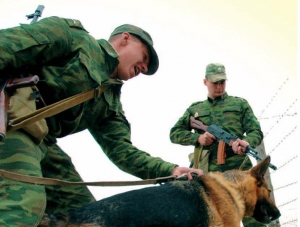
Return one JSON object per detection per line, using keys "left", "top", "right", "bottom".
{"left": 121, "top": 32, "right": 130, "bottom": 46}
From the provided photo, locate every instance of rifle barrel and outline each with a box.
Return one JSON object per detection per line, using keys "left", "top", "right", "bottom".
{"left": 26, "top": 5, "right": 44, "bottom": 24}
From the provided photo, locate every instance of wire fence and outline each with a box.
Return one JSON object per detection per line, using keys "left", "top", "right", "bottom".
{"left": 257, "top": 77, "right": 298, "bottom": 226}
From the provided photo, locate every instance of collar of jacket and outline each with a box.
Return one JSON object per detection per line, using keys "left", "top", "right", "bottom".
{"left": 97, "top": 39, "right": 124, "bottom": 113}
{"left": 98, "top": 39, "right": 119, "bottom": 58}
{"left": 207, "top": 92, "right": 228, "bottom": 103}
{"left": 95, "top": 39, "right": 119, "bottom": 84}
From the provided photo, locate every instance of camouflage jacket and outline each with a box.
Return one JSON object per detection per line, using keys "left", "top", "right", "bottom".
{"left": 170, "top": 92, "right": 263, "bottom": 155}
{"left": 0, "top": 16, "right": 176, "bottom": 179}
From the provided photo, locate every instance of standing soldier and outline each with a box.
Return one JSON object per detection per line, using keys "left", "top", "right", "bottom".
{"left": 170, "top": 63, "right": 264, "bottom": 227}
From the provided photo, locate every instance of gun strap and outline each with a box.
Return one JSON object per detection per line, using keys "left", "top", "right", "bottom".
{"left": 193, "top": 145, "right": 203, "bottom": 169}
{"left": 217, "top": 140, "right": 226, "bottom": 164}
{"left": 7, "top": 86, "right": 109, "bottom": 132}
{"left": 0, "top": 168, "right": 177, "bottom": 186}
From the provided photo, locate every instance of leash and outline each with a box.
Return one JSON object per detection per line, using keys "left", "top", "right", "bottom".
{"left": 0, "top": 168, "right": 178, "bottom": 186}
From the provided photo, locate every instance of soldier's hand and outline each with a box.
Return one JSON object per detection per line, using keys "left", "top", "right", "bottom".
{"left": 232, "top": 139, "right": 249, "bottom": 155}
{"left": 197, "top": 132, "right": 215, "bottom": 146}
{"left": 171, "top": 166, "right": 203, "bottom": 180}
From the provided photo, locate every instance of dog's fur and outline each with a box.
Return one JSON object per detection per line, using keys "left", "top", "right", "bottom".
{"left": 39, "top": 156, "right": 280, "bottom": 227}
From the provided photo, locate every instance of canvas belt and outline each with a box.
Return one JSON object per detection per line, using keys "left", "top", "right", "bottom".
{"left": 7, "top": 86, "right": 109, "bottom": 132}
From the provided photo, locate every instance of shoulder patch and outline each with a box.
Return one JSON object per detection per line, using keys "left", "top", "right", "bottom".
{"left": 233, "top": 96, "right": 246, "bottom": 101}
{"left": 64, "top": 18, "right": 88, "bottom": 32}
{"left": 190, "top": 101, "right": 203, "bottom": 107}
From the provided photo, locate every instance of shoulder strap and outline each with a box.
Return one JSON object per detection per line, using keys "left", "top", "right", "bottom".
{"left": 7, "top": 86, "right": 109, "bottom": 132}
{"left": 193, "top": 145, "right": 203, "bottom": 169}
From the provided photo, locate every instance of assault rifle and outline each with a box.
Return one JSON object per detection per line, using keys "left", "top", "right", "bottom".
{"left": 190, "top": 116, "right": 277, "bottom": 170}
{"left": 0, "top": 5, "right": 44, "bottom": 141}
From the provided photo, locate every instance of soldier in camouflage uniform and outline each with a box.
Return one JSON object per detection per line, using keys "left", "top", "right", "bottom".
{"left": 0, "top": 16, "right": 203, "bottom": 226}
{"left": 170, "top": 63, "right": 264, "bottom": 227}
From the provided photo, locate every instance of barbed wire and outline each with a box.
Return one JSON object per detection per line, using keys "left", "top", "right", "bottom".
{"left": 267, "top": 125, "right": 297, "bottom": 155}
{"left": 256, "top": 78, "right": 297, "bottom": 226}
{"left": 273, "top": 181, "right": 297, "bottom": 191}
{"left": 270, "top": 155, "right": 298, "bottom": 173}
{"left": 262, "top": 99, "right": 297, "bottom": 138}
{"left": 277, "top": 198, "right": 297, "bottom": 208}
{"left": 259, "top": 112, "right": 297, "bottom": 120}
{"left": 258, "top": 78, "right": 289, "bottom": 118}
{"left": 281, "top": 219, "right": 298, "bottom": 226}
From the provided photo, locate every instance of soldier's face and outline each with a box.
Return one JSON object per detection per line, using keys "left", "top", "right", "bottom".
{"left": 116, "top": 33, "right": 150, "bottom": 81}
{"left": 204, "top": 79, "right": 226, "bottom": 99}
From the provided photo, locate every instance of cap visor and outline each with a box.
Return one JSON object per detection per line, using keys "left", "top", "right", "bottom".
{"left": 143, "top": 45, "right": 159, "bottom": 75}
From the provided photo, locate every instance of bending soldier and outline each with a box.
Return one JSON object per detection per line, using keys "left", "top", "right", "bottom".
{"left": 0, "top": 16, "right": 203, "bottom": 226}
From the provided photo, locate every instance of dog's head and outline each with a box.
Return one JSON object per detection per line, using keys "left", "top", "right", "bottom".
{"left": 245, "top": 156, "right": 281, "bottom": 224}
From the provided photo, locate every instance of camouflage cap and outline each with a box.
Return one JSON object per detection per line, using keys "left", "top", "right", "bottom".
{"left": 110, "top": 24, "right": 159, "bottom": 75}
{"left": 205, "top": 63, "right": 227, "bottom": 82}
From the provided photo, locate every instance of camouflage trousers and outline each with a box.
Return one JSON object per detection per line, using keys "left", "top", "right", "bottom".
{"left": 208, "top": 155, "right": 267, "bottom": 227}
{"left": 0, "top": 130, "right": 96, "bottom": 227}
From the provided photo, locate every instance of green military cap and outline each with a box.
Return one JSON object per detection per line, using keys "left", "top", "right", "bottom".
{"left": 205, "top": 63, "right": 227, "bottom": 82}
{"left": 110, "top": 24, "right": 159, "bottom": 75}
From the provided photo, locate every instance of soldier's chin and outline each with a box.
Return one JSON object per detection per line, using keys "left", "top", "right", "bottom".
{"left": 215, "top": 92, "right": 223, "bottom": 96}
{"left": 117, "top": 72, "right": 130, "bottom": 81}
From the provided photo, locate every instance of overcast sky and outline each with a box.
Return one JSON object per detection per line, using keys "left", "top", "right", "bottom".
{"left": 1, "top": 0, "right": 298, "bottom": 224}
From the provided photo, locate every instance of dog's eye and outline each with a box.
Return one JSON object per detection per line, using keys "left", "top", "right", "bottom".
{"left": 262, "top": 185, "right": 271, "bottom": 192}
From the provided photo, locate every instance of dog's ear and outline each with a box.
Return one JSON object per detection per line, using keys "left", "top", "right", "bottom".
{"left": 250, "top": 156, "right": 270, "bottom": 185}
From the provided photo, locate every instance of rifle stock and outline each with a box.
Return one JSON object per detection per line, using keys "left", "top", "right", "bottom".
{"left": 190, "top": 116, "right": 208, "bottom": 132}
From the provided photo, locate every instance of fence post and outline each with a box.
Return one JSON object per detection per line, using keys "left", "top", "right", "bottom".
{"left": 255, "top": 141, "right": 281, "bottom": 227}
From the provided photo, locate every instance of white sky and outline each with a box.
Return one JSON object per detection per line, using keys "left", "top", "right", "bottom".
{"left": 1, "top": 0, "right": 298, "bottom": 225}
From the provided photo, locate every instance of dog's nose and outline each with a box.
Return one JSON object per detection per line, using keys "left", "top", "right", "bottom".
{"left": 271, "top": 211, "right": 281, "bottom": 221}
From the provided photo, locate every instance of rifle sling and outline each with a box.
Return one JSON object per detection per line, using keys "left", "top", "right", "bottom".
{"left": 0, "top": 168, "right": 177, "bottom": 186}
{"left": 193, "top": 145, "right": 203, "bottom": 169}
{"left": 7, "top": 86, "right": 109, "bottom": 132}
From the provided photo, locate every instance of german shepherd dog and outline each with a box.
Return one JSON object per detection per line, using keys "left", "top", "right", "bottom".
{"left": 39, "top": 156, "right": 280, "bottom": 227}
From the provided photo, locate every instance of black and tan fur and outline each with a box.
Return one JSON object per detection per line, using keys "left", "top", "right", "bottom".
{"left": 39, "top": 156, "right": 280, "bottom": 227}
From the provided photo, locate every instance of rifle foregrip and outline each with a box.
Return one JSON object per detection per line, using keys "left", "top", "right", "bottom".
{"left": 246, "top": 146, "right": 258, "bottom": 155}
